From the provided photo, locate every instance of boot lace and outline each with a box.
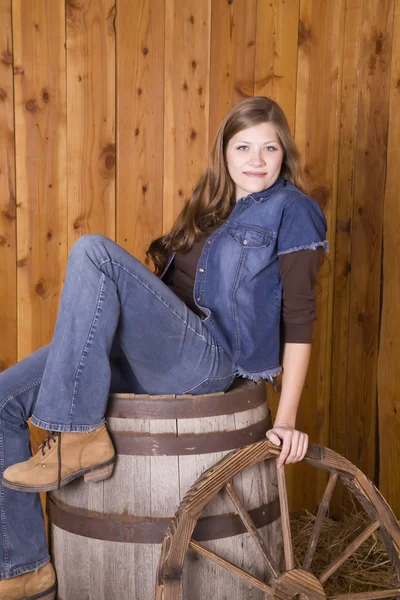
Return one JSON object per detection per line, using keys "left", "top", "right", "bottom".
{"left": 40, "top": 432, "right": 59, "bottom": 456}
{"left": 39, "top": 431, "right": 62, "bottom": 489}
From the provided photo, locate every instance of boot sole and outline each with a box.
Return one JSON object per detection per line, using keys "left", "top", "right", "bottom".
{"left": 25, "top": 582, "right": 57, "bottom": 600}
{"left": 3, "top": 456, "right": 116, "bottom": 493}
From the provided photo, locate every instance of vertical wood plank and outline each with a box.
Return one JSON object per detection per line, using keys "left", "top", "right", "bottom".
{"left": 377, "top": 0, "right": 400, "bottom": 515}
{"left": 345, "top": 0, "right": 394, "bottom": 480}
{"left": 0, "top": 0, "right": 16, "bottom": 372}
{"left": 12, "top": 0, "right": 67, "bottom": 360}
{"left": 209, "top": 0, "right": 257, "bottom": 140}
{"left": 291, "top": 0, "right": 344, "bottom": 511}
{"left": 116, "top": 0, "right": 164, "bottom": 262}
{"left": 66, "top": 0, "right": 116, "bottom": 248}
{"left": 163, "top": 0, "right": 211, "bottom": 235}
{"left": 330, "top": 0, "right": 363, "bottom": 515}
{"left": 255, "top": 0, "right": 300, "bottom": 131}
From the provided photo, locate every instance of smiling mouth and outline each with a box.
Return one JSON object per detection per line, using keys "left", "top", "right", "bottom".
{"left": 243, "top": 172, "right": 266, "bottom": 177}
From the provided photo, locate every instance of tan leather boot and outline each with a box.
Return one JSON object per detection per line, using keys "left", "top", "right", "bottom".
{"left": 0, "top": 562, "right": 56, "bottom": 600}
{"left": 3, "top": 424, "right": 115, "bottom": 493}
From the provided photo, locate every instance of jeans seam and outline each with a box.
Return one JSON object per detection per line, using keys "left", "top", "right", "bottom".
{"left": 100, "top": 258, "right": 219, "bottom": 347}
{"left": 0, "top": 419, "right": 10, "bottom": 574}
{"left": 68, "top": 274, "right": 107, "bottom": 424}
{"left": 0, "top": 379, "right": 42, "bottom": 413}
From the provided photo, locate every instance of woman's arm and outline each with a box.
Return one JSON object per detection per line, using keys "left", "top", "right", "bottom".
{"left": 266, "top": 342, "right": 311, "bottom": 468}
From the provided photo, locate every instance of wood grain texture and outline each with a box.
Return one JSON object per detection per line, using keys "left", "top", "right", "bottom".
{"left": 0, "top": 0, "right": 16, "bottom": 372}
{"left": 50, "top": 386, "right": 281, "bottom": 599}
{"left": 156, "top": 441, "right": 400, "bottom": 598}
{"left": 209, "top": 0, "right": 257, "bottom": 140}
{"left": 163, "top": 0, "right": 211, "bottom": 235}
{"left": 291, "top": 0, "right": 344, "bottom": 511}
{"left": 255, "top": 0, "right": 300, "bottom": 131}
{"left": 345, "top": 0, "right": 394, "bottom": 480}
{"left": 330, "top": 0, "right": 363, "bottom": 517}
{"left": 66, "top": 0, "right": 116, "bottom": 247}
{"left": 12, "top": 0, "right": 67, "bottom": 360}
{"left": 377, "top": 0, "right": 400, "bottom": 516}
{"left": 116, "top": 0, "right": 164, "bottom": 262}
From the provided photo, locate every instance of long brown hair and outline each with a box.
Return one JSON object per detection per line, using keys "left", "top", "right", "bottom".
{"left": 147, "top": 96, "right": 307, "bottom": 275}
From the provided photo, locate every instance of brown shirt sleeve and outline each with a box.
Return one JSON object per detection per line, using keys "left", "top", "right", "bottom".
{"left": 279, "top": 248, "right": 324, "bottom": 344}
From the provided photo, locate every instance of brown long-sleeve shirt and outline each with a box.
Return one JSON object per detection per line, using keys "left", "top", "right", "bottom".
{"left": 163, "top": 237, "right": 323, "bottom": 343}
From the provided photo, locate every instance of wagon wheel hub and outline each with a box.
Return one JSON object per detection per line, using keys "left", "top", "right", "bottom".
{"left": 273, "top": 569, "right": 326, "bottom": 600}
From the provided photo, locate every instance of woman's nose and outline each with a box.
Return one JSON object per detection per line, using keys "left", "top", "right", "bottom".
{"left": 249, "top": 150, "right": 265, "bottom": 166}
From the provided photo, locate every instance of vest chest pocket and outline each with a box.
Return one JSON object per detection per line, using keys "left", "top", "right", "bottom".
{"left": 227, "top": 225, "right": 275, "bottom": 248}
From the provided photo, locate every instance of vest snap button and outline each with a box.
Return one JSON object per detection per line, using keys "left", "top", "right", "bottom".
{"left": 243, "top": 239, "right": 248, "bottom": 245}
{"left": 199, "top": 268, "right": 204, "bottom": 273}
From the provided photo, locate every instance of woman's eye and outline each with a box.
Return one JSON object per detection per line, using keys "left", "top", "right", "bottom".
{"left": 237, "top": 145, "right": 248, "bottom": 151}
{"left": 266, "top": 146, "right": 276, "bottom": 152}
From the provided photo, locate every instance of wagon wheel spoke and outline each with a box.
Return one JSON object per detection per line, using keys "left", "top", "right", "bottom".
{"left": 319, "top": 520, "right": 380, "bottom": 584}
{"left": 277, "top": 465, "right": 294, "bottom": 570}
{"left": 302, "top": 472, "right": 338, "bottom": 570}
{"left": 224, "top": 480, "right": 280, "bottom": 580}
{"left": 189, "top": 539, "right": 273, "bottom": 599}
{"left": 328, "top": 590, "right": 400, "bottom": 599}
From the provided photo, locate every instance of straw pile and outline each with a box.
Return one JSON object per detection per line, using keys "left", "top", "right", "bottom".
{"left": 291, "top": 505, "right": 398, "bottom": 594}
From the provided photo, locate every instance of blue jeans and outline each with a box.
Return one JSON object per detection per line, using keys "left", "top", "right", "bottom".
{"left": 0, "top": 235, "right": 235, "bottom": 578}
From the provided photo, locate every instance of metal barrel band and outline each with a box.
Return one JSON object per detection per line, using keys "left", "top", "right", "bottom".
{"left": 47, "top": 496, "right": 280, "bottom": 544}
{"left": 109, "top": 418, "right": 270, "bottom": 456}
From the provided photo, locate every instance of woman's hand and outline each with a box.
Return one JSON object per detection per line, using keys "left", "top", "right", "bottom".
{"left": 265, "top": 423, "right": 309, "bottom": 469}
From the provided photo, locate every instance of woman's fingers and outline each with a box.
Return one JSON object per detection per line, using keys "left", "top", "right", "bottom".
{"left": 267, "top": 426, "right": 308, "bottom": 468}
{"left": 265, "top": 430, "right": 281, "bottom": 446}
{"left": 276, "top": 430, "right": 293, "bottom": 468}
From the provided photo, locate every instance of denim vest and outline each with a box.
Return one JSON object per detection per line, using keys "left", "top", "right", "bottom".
{"left": 162, "top": 177, "right": 328, "bottom": 384}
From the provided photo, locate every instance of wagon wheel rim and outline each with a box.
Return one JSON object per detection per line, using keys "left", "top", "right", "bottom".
{"left": 155, "top": 440, "right": 400, "bottom": 600}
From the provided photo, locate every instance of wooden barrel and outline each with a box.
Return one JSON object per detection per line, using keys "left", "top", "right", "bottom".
{"left": 48, "top": 379, "right": 282, "bottom": 600}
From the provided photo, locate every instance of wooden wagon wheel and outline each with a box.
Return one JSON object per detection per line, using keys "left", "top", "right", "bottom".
{"left": 155, "top": 440, "right": 400, "bottom": 600}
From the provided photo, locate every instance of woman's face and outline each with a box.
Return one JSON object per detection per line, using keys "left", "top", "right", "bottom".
{"left": 225, "top": 122, "right": 284, "bottom": 201}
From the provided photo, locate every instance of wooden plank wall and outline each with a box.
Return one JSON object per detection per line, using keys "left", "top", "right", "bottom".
{"left": 0, "top": 0, "right": 399, "bottom": 518}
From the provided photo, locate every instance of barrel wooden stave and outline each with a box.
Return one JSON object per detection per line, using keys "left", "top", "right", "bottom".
{"left": 50, "top": 381, "right": 282, "bottom": 599}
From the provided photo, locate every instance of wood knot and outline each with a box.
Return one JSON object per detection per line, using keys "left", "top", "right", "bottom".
{"left": 189, "top": 129, "right": 197, "bottom": 140}
{"left": 73, "top": 218, "right": 83, "bottom": 230}
{"left": 1, "top": 50, "right": 12, "bottom": 66}
{"left": 25, "top": 98, "right": 38, "bottom": 113}
{"left": 357, "top": 312, "right": 364, "bottom": 323}
{"left": 375, "top": 35, "right": 383, "bottom": 55}
{"left": 14, "top": 65, "right": 24, "bottom": 75}
{"left": 142, "top": 47, "right": 149, "bottom": 56}
{"left": 35, "top": 278, "right": 48, "bottom": 298}
{"left": 137, "top": 87, "right": 142, "bottom": 95}
{"left": 142, "top": 185, "right": 147, "bottom": 193}
{"left": 298, "top": 20, "right": 312, "bottom": 48}
{"left": 0, "top": 88, "right": 7, "bottom": 101}
{"left": 135, "top": 128, "right": 140, "bottom": 136}
{"left": 358, "top": 207, "right": 363, "bottom": 216}
{"left": 182, "top": 81, "right": 188, "bottom": 92}
{"left": 105, "top": 154, "right": 115, "bottom": 170}
{"left": 178, "top": 189, "right": 184, "bottom": 197}
{"left": 0, "top": 235, "right": 6, "bottom": 246}
{"left": 197, "top": 86, "right": 203, "bottom": 95}
{"left": 42, "top": 90, "right": 50, "bottom": 103}
{"left": 99, "top": 143, "right": 116, "bottom": 176}
{"left": 46, "top": 231, "right": 52, "bottom": 240}
{"left": 189, "top": 15, "right": 195, "bottom": 24}
{"left": 17, "top": 257, "right": 27, "bottom": 268}
{"left": 191, "top": 60, "right": 197, "bottom": 69}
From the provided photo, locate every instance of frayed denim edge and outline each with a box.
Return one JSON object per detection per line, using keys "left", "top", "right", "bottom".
{"left": 236, "top": 364, "right": 282, "bottom": 384}
{"left": 277, "top": 240, "right": 329, "bottom": 255}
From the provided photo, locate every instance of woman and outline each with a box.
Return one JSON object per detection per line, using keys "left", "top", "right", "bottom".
{"left": 0, "top": 96, "right": 327, "bottom": 599}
